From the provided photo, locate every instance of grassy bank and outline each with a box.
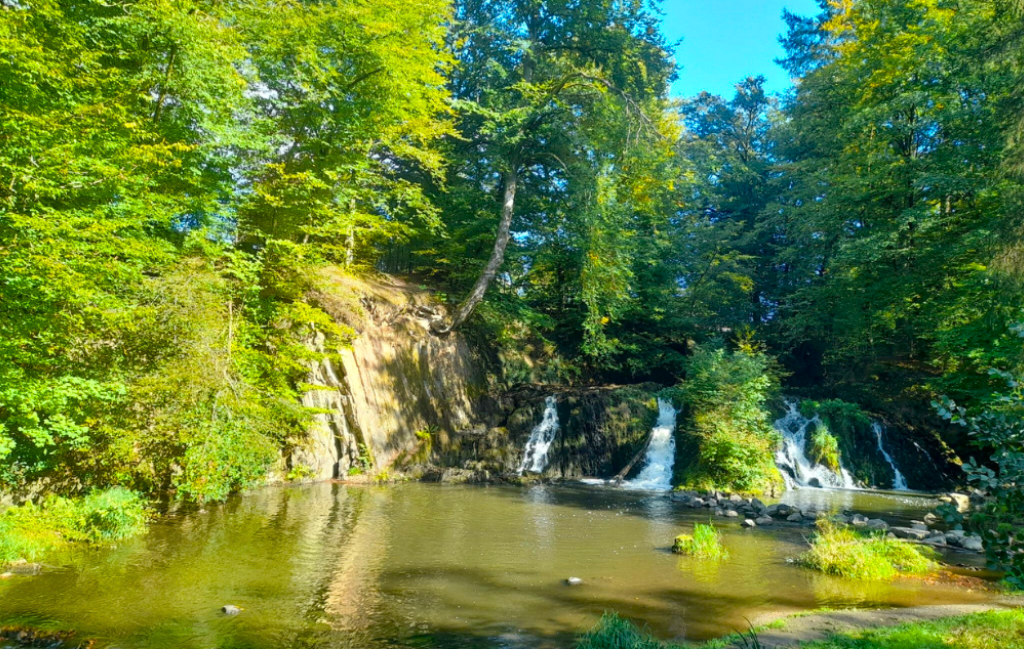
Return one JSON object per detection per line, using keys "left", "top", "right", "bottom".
{"left": 0, "top": 488, "right": 148, "bottom": 566}
{"left": 576, "top": 610, "right": 1024, "bottom": 649}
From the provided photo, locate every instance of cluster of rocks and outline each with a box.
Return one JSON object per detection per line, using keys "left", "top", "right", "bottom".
{"left": 671, "top": 489, "right": 823, "bottom": 527}
{"left": 669, "top": 489, "right": 985, "bottom": 553}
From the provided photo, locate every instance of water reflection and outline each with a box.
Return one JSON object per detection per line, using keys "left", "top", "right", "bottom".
{"left": 0, "top": 483, "right": 997, "bottom": 649}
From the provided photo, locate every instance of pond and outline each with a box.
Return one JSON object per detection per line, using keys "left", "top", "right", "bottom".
{"left": 0, "top": 482, "right": 997, "bottom": 649}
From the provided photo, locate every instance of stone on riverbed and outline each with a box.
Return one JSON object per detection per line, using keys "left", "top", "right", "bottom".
{"left": 787, "top": 513, "right": 802, "bottom": 522}
{"left": 755, "top": 516, "right": 774, "bottom": 526}
{"left": 850, "top": 514, "right": 869, "bottom": 527}
{"left": 922, "top": 534, "right": 947, "bottom": 546}
{"left": 866, "top": 519, "right": 889, "bottom": 531}
{"left": 742, "top": 519, "right": 757, "bottom": 528}
{"left": 891, "top": 527, "right": 930, "bottom": 541}
{"left": 565, "top": 577, "right": 584, "bottom": 586}
{"left": 725, "top": 510, "right": 739, "bottom": 518}
{"left": 222, "top": 605, "right": 241, "bottom": 616}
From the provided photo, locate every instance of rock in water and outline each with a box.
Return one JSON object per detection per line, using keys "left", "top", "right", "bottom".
{"left": 222, "top": 605, "right": 241, "bottom": 616}
{"left": 742, "top": 519, "right": 757, "bottom": 528}
{"left": 961, "top": 536, "right": 984, "bottom": 552}
{"left": 565, "top": 577, "right": 584, "bottom": 586}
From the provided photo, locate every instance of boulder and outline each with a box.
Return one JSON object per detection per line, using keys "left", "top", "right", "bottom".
{"left": 565, "top": 577, "right": 584, "bottom": 586}
{"left": 866, "top": 519, "right": 889, "bottom": 531}
{"left": 786, "top": 513, "right": 803, "bottom": 522}
{"left": 689, "top": 498, "right": 705, "bottom": 508}
{"left": 755, "top": 516, "right": 774, "bottom": 526}
{"left": 923, "top": 512, "right": 940, "bottom": 524}
{"left": 222, "top": 605, "right": 241, "bottom": 616}
{"left": 922, "top": 534, "right": 947, "bottom": 546}
{"left": 751, "top": 498, "right": 768, "bottom": 515}
{"left": 911, "top": 522, "right": 929, "bottom": 532}
{"left": 714, "top": 509, "right": 725, "bottom": 517}
{"left": 742, "top": 519, "right": 757, "bottom": 528}
{"left": 947, "top": 493, "right": 971, "bottom": 512}
{"left": 728, "top": 494, "right": 744, "bottom": 504}
{"left": 961, "top": 536, "right": 984, "bottom": 552}
{"left": 891, "top": 527, "right": 930, "bottom": 541}
{"left": 725, "top": 510, "right": 739, "bottom": 518}
{"left": 850, "top": 514, "right": 869, "bottom": 527}
{"left": 706, "top": 498, "right": 718, "bottom": 508}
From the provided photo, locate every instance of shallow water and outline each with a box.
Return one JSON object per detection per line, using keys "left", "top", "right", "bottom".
{"left": 0, "top": 483, "right": 995, "bottom": 648}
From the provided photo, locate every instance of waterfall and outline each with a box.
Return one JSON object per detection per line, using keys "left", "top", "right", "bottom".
{"left": 622, "top": 398, "right": 679, "bottom": 492}
{"left": 873, "top": 422, "right": 909, "bottom": 490}
{"left": 774, "top": 401, "right": 856, "bottom": 489}
{"left": 518, "top": 396, "right": 560, "bottom": 474}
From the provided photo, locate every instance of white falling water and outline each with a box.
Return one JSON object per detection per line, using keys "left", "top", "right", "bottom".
{"left": 873, "top": 422, "right": 909, "bottom": 490}
{"left": 622, "top": 398, "right": 679, "bottom": 492}
{"left": 774, "top": 401, "right": 856, "bottom": 490}
{"left": 518, "top": 396, "right": 560, "bottom": 474}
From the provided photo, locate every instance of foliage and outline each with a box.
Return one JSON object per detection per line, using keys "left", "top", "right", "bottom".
{"left": 807, "top": 423, "right": 842, "bottom": 474}
{"left": 797, "top": 610, "right": 1024, "bottom": 649}
{"left": 672, "top": 523, "right": 728, "bottom": 560}
{"left": 576, "top": 613, "right": 682, "bottom": 649}
{"left": 675, "top": 342, "right": 784, "bottom": 495}
{"left": 800, "top": 519, "right": 937, "bottom": 581}
{"left": 935, "top": 365, "right": 1024, "bottom": 589}
{"left": 0, "top": 488, "right": 147, "bottom": 565}
{"left": 286, "top": 464, "right": 316, "bottom": 482}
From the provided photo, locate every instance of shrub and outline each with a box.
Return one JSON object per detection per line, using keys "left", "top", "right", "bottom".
{"left": 0, "top": 488, "right": 148, "bottom": 565}
{"left": 675, "top": 341, "right": 784, "bottom": 495}
{"left": 673, "top": 523, "right": 728, "bottom": 560}
{"left": 800, "top": 519, "right": 936, "bottom": 581}
{"left": 935, "top": 366, "right": 1024, "bottom": 590}
{"left": 807, "top": 423, "right": 842, "bottom": 473}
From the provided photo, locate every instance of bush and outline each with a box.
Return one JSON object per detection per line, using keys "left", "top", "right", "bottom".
{"left": 675, "top": 341, "right": 784, "bottom": 495}
{"left": 0, "top": 488, "right": 148, "bottom": 565}
{"left": 935, "top": 367, "right": 1024, "bottom": 590}
{"left": 673, "top": 523, "right": 728, "bottom": 560}
{"left": 800, "top": 519, "right": 936, "bottom": 581}
{"left": 808, "top": 423, "right": 842, "bottom": 473}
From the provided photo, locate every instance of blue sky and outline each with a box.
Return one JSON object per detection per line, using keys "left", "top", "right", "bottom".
{"left": 661, "top": 0, "right": 823, "bottom": 99}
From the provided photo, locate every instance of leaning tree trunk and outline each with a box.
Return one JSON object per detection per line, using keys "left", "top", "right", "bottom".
{"left": 432, "top": 169, "right": 518, "bottom": 334}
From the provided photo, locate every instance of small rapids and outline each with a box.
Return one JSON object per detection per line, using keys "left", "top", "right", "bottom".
{"left": 773, "top": 401, "right": 856, "bottom": 490}
{"left": 518, "top": 396, "right": 560, "bottom": 474}
{"left": 622, "top": 398, "right": 679, "bottom": 492}
{"left": 873, "top": 421, "right": 909, "bottom": 490}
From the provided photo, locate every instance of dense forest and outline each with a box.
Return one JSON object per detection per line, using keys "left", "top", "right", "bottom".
{"left": 1, "top": 0, "right": 1022, "bottom": 514}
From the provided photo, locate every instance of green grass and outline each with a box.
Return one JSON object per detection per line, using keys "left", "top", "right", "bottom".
{"left": 0, "top": 488, "right": 148, "bottom": 566}
{"left": 673, "top": 523, "right": 729, "bottom": 560}
{"left": 577, "top": 614, "right": 683, "bottom": 649}
{"left": 578, "top": 611, "right": 1024, "bottom": 649}
{"left": 800, "top": 609, "right": 1024, "bottom": 649}
{"left": 799, "top": 520, "right": 937, "bottom": 581}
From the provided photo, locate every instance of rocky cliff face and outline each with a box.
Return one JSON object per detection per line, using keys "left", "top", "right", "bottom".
{"left": 288, "top": 272, "right": 497, "bottom": 479}
{"left": 439, "top": 385, "right": 662, "bottom": 478}
{"left": 287, "top": 272, "right": 667, "bottom": 482}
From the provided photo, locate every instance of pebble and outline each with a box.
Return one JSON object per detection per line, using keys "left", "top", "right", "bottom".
{"left": 222, "top": 605, "right": 241, "bottom": 616}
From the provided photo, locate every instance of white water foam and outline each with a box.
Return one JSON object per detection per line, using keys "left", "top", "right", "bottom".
{"left": 774, "top": 401, "right": 856, "bottom": 490}
{"left": 622, "top": 398, "right": 679, "bottom": 492}
{"left": 518, "top": 396, "right": 560, "bottom": 474}
{"left": 873, "top": 421, "right": 909, "bottom": 490}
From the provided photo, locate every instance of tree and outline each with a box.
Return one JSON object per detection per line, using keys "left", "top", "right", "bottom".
{"left": 431, "top": 0, "right": 676, "bottom": 334}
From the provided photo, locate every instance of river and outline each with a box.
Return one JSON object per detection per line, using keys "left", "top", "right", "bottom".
{"left": 0, "top": 483, "right": 997, "bottom": 648}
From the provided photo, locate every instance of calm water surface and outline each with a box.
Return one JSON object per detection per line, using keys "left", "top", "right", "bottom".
{"left": 0, "top": 483, "right": 996, "bottom": 648}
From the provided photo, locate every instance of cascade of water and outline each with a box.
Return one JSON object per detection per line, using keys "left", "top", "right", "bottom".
{"left": 622, "top": 398, "right": 679, "bottom": 492}
{"left": 872, "top": 422, "right": 909, "bottom": 490}
{"left": 518, "top": 396, "right": 560, "bottom": 474}
{"left": 774, "top": 401, "right": 857, "bottom": 489}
